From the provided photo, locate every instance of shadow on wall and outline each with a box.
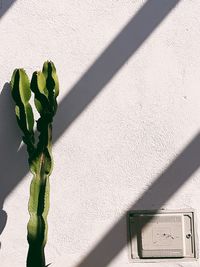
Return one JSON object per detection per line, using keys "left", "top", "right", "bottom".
{"left": 0, "top": 0, "right": 181, "bottom": 254}
{"left": 76, "top": 133, "right": 200, "bottom": 267}
{"left": 0, "top": 83, "right": 28, "bottom": 248}
{"left": 0, "top": 0, "right": 18, "bottom": 249}
{"left": 53, "top": 0, "right": 181, "bottom": 141}
{"left": 0, "top": 0, "right": 16, "bottom": 19}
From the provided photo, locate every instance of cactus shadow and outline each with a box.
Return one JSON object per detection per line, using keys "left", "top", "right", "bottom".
{"left": 0, "top": 83, "right": 28, "bottom": 248}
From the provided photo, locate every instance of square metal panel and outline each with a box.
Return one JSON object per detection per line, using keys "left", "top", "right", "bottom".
{"left": 128, "top": 210, "right": 198, "bottom": 262}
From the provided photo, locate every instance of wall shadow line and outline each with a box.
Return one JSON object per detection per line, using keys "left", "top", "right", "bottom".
{"left": 0, "top": 0, "right": 16, "bottom": 19}
{"left": 76, "top": 132, "right": 200, "bottom": 267}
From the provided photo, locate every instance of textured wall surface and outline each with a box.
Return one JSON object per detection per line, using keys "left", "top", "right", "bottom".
{"left": 0, "top": 0, "right": 200, "bottom": 266}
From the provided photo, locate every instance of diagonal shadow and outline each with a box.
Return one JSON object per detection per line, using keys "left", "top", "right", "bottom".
{"left": 0, "top": 0, "right": 16, "bottom": 19}
{"left": 0, "top": 0, "right": 181, "bottom": 250}
{"left": 76, "top": 132, "right": 200, "bottom": 267}
{"left": 53, "top": 0, "right": 180, "bottom": 140}
{"left": 0, "top": 83, "right": 27, "bottom": 247}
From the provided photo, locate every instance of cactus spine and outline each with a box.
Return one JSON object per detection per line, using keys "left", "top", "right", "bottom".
{"left": 10, "top": 61, "right": 59, "bottom": 267}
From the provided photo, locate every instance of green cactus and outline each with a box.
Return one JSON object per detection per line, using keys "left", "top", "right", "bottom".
{"left": 10, "top": 61, "right": 59, "bottom": 267}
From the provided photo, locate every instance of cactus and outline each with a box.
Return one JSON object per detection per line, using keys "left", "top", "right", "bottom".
{"left": 10, "top": 61, "right": 59, "bottom": 267}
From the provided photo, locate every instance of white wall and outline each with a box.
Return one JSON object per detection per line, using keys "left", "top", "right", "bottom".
{"left": 0, "top": 0, "right": 200, "bottom": 266}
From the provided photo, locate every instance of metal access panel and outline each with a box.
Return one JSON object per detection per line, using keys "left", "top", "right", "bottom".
{"left": 128, "top": 210, "right": 198, "bottom": 262}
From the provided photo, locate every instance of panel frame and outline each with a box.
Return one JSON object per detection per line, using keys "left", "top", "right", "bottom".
{"left": 127, "top": 209, "right": 199, "bottom": 263}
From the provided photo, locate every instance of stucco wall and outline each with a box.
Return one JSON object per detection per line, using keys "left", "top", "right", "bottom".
{"left": 0, "top": 0, "right": 200, "bottom": 266}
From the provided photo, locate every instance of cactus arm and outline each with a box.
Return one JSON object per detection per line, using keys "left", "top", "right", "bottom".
{"left": 11, "top": 69, "right": 34, "bottom": 133}
{"left": 10, "top": 69, "right": 35, "bottom": 160}
{"left": 42, "top": 61, "right": 59, "bottom": 114}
